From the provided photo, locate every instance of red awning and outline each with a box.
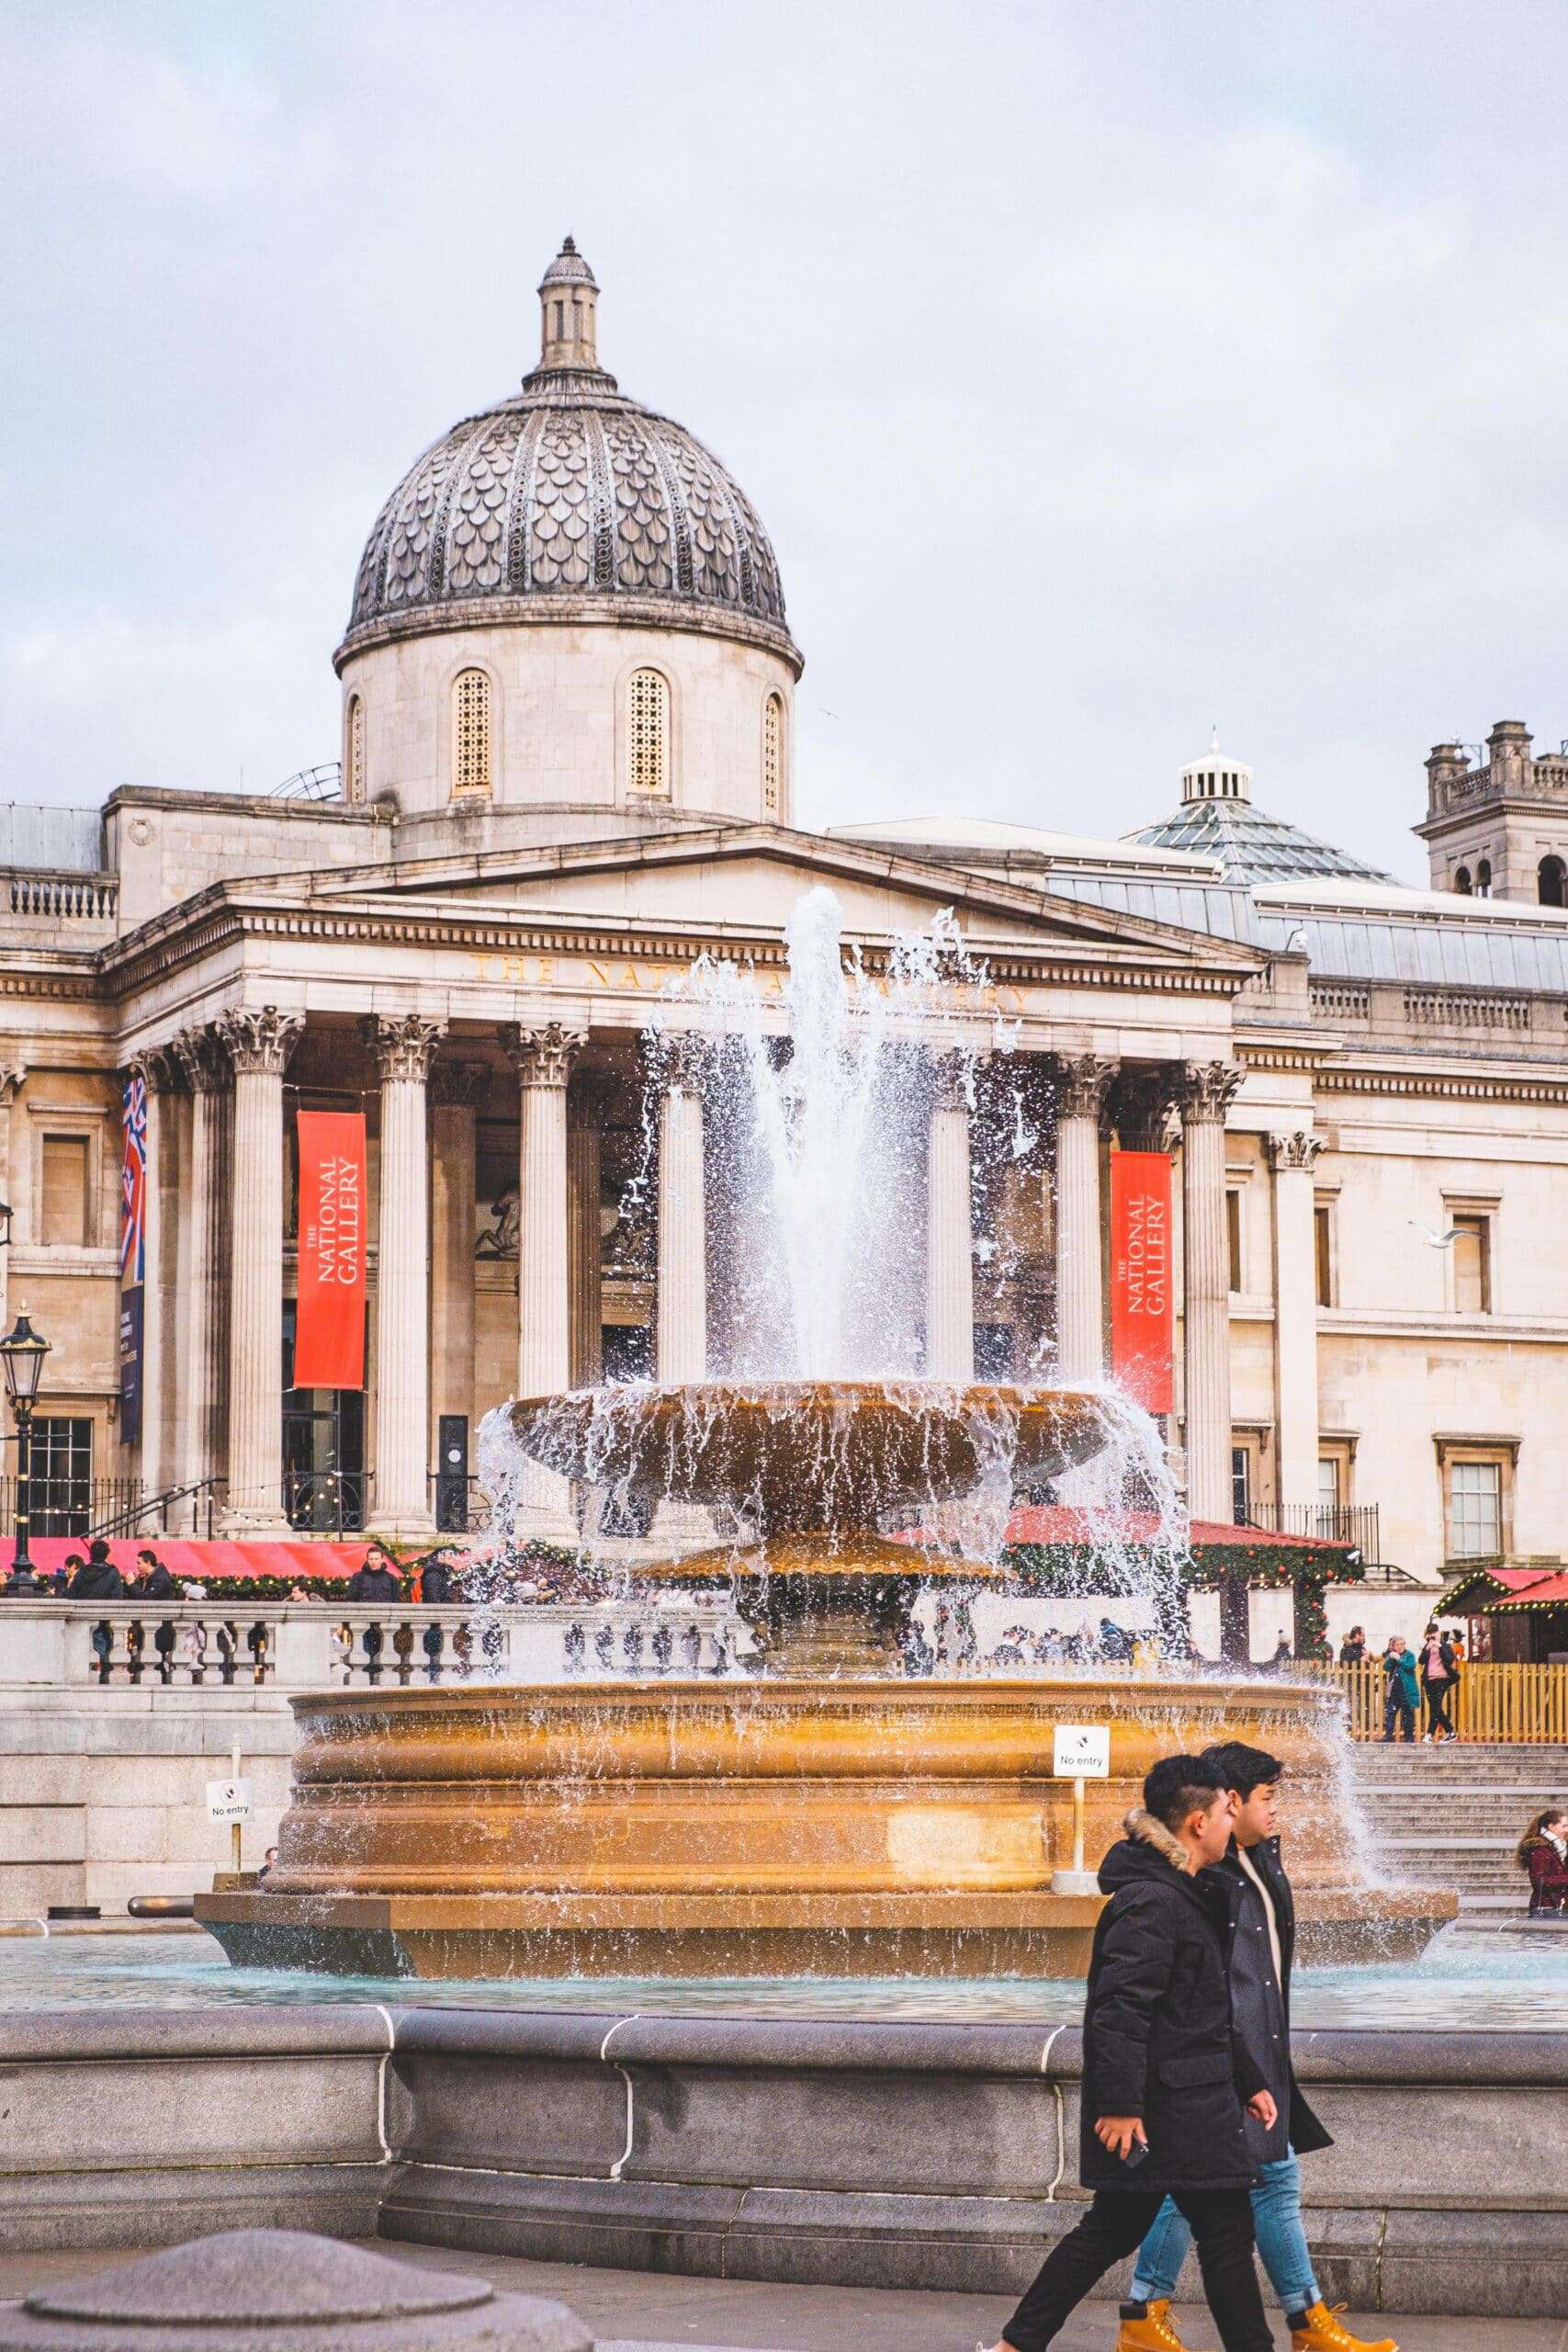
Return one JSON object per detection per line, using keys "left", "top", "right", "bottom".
{"left": 27, "top": 1538, "right": 372, "bottom": 1582}
{"left": 1475, "top": 1571, "right": 1568, "bottom": 1611}
{"left": 1003, "top": 1505, "right": 1347, "bottom": 1552}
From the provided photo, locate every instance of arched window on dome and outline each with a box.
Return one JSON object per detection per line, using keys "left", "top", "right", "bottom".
{"left": 452, "top": 669, "right": 492, "bottom": 797}
{"left": 1453, "top": 865, "right": 1472, "bottom": 896}
{"left": 1540, "top": 854, "right": 1565, "bottom": 908}
{"left": 1475, "top": 857, "right": 1492, "bottom": 899}
{"left": 627, "top": 669, "right": 671, "bottom": 797}
{"left": 762, "top": 693, "right": 784, "bottom": 820}
{"left": 345, "top": 695, "right": 366, "bottom": 804}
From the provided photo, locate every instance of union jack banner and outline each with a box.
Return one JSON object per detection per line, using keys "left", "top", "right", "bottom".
{"left": 119, "top": 1071, "right": 147, "bottom": 1286}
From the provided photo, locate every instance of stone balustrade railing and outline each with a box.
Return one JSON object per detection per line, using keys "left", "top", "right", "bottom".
{"left": 0, "top": 1600, "right": 755, "bottom": 1692}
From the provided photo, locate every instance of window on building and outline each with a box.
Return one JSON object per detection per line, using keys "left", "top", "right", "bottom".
{"left": 1540, "top": 854, "right": 1566, "bottom": 907}
{"left": 346, "top": 695, "right": 366, "bottom": 804}
{"left": 452, "top": 669, "right": 491, "bottom": 796}
{"left": 1314, "top": 1200, "right": 1334, "bottom": 1307}
{"left": 1451, "top": 1214, "right": 1491, "bottom": 1314}
{"left": 1453, "top": 865, "right": 1472, "bottom": 895}
{"left": 1475, "top": 857, "right": 1492, "bottom": 898}
{"left": 1226, "top": 1188, "right": 1243, "bottom": 1293}
{"left": 1317, "top": 1454, "right": 1342, "bottom": 1510}
{"left": 627, "top": 668, "right": 671, "bottom": 797}
{"left": 26, "top": 1415, "right": 93, "bottom": 1536}
{"left": 1231, "top": 1443, "right": 1252, "bottom": 1526}
{"left": 40, "top": 1136, "right": 90, "bottom": 1246}
{"left": 762, "top": 693, "right": 784, "bottom": 819}
{"left": 1448, "top": 1458, "right": 1503, "bottom": 1559}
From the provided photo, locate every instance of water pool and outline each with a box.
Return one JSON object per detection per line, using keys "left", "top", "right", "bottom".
{"left": 0, "top": 1920, "right": 1562, "bottom": 2028}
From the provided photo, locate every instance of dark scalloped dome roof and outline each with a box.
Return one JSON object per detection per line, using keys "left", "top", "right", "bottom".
{"left": 339, "top": 241, "right": 795, "bottom": 667}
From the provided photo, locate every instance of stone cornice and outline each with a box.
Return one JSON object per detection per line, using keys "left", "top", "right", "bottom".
{"left": 333, "top": 591, "right": 804, "bottom": 679}
{"left": 1317, "top": 1064, "right": 1568, "bottom": 1104}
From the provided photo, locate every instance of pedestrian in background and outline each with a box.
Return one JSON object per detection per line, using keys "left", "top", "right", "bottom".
{"left": 1337, "top": 1627, "right": 1366, "bottom": 1667}
{"left": 1378, "top": 1636, "right": 1418, "bottom": 1743}
{"left": 1517, "top": 1809, "right": 1568, "bottom": 1916}
{"left": 1417, "top": 1623, "right": 1461, "bottom": 1743}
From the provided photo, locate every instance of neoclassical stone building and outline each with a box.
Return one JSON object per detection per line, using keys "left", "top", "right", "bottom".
{"left": 12, "top": 241, "right": 1568, "bottom": 1589}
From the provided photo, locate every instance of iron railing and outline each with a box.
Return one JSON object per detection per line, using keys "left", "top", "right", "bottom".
{"left": 0, "top": 1476, "right": 141, "bottom": 1540}
{"left": 1245, "top": 1502, "right": 1381, "bottom": 1558}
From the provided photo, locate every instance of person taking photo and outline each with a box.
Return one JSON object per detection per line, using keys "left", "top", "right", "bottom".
{"left": 1378, "top": 1637, "right": 1418, "bottom": 1743}
{"left": 985, "top": 1756, "right": 1276, "bottom": 2352}
{"left": 1119, "top": 1742, "right": 1393, "bottom": 2352}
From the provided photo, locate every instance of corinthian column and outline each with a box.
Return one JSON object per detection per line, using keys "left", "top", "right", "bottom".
{"left": 366, "top": 1014, "right": 444, "bottom": 1532}
{"left": 128, "top": 1046, "right": 183, "bottom": 1498}
{"left": 219, "top": 1006, "right": 301, "bottom": 1531}
{"left": 657, "top": 1048, "right": 707, "bottom": 1384}
{"left": 1267, "top": 1128, "right": 1324, "bottom": 1516}
{"left": 1180, "top": 1060, "right": 1242, "bottom": 1522}
{"left": 1054, "top": 1053, "right": 1118, "bottom": 1385}
{"left": 569, "top": 1072, "right": 612, "bottom": 1388}
{"left": 925, "top": 1054, "right": 975, "bottom": 1383}
{"left": 173, "top": 1025, "right": 231, "bottom": 1494}
{"left": 0, "top": 1061, "right": 25, "bottom": 1344}
{"left": 506, "top": 1023, "right": 584, "bottom": 1536}
{"left": 430, "top": 1062, "right": 482, "bottom": 1457}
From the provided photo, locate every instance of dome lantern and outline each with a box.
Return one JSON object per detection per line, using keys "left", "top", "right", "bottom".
{"left": 1181, "top": 730, "right": 1252, "bottom": 805}
{"left": 526, "top": 233, "right": 610, "bottom": 387}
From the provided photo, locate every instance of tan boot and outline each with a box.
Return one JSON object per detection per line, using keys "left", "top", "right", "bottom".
{"left": 1116, "top": 2301, "right": 1218, "bottom": 2352}
{"left": 1290, "top": 2302, "right": 1397, "bottom": 2352}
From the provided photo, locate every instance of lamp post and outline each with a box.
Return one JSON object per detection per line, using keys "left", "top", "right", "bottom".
{"left": 0, "top": 1309, "right": 50, "bottom": 1576}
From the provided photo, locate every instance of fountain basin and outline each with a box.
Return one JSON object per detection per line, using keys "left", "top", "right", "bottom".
{"left": 197, "top": 1677, "right": 1455, "bottom": 1978}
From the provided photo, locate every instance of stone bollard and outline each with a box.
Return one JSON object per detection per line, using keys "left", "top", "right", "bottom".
{"left": 0, "top": 2229, "right": 594, "bottom": 2349}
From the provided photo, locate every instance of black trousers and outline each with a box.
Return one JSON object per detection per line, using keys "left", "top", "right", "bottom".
{"left": 1001, "top": 2185, "right": 1271, "bottom": 2352}
{"left": 1382, "top": 1690, "right": 1416, "bottom": 1741}
{"left": 1423, "top": 1678, "right": 1454, "bottom": 1736}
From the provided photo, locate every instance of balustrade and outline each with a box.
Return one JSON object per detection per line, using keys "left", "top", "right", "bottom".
{"left": 0, "top": 1600, "right": 753, "bottom": 1691}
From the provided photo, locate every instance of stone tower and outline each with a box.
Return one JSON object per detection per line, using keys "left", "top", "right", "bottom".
{"left": 1416, "top": 720, "right": 1568, "bottom": 903}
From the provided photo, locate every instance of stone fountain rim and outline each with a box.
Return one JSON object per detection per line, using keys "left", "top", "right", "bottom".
{"left": 285, "top": 1675, "right": 1347, "bottom": 1719}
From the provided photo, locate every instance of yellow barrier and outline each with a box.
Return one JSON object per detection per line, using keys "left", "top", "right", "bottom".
{"left": 1307, "top": 1660, "right": 1568, "bottom": 1743}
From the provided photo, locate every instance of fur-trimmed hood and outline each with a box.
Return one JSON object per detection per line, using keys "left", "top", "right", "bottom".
{"left": 1119, "top": 1805, "right": 1197, "bottom": 1873}
{"left": 1095, "top": 1806, "right": 1226, "bottom": 1907}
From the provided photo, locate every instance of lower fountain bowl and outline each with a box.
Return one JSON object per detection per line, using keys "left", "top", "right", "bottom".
{"left": 196, "top": 1676, "right": 1456, "bottom": 1978}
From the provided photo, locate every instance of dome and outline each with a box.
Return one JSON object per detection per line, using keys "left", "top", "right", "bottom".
{"left": 337, "top": 238, "right": 798, "bottom": 674}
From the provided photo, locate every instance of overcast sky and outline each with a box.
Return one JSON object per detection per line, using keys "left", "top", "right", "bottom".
{"left": 5, "top": 2, "right": 1567, "bottom": 881}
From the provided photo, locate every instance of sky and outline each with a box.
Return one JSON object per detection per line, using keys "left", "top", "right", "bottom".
{"left": 4, "top": 2, "right": 1568, "bottom": 882}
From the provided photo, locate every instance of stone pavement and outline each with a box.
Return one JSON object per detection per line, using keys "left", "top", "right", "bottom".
{"left": 0, "top": 2240, "right": 1562, "bottom": 2350}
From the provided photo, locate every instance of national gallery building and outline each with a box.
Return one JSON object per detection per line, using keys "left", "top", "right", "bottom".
{"left": 13, "top": 240, "right": 1568, "bottom": 1590}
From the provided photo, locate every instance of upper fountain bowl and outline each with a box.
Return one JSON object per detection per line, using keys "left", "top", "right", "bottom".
{"left": 508, "top": 1379, "right": 1111, "bottom": 1535}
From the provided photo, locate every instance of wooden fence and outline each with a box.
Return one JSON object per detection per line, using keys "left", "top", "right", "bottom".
{"left": 1308, "top": 1660, "right": 1568, "bottom": 1743}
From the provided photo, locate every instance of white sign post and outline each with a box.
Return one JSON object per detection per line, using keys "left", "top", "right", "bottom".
{"left": 1051, "top": 1724, "right": 1110, "bottom": 1896}
{"left": 207, "top": 1748, "right": 253, "bottom": 1878}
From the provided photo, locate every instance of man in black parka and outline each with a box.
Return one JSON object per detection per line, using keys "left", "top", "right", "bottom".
{"left": 988, "top": 1755, "right": 1275, "bottom": 2352}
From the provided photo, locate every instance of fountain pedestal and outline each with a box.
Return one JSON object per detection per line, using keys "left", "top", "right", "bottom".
{"left": 197, "top": 1676, "right": 1452, "bottom": 1978}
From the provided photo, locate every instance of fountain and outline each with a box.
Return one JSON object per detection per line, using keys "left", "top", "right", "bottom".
{"left": 198, "top": 892, "right": 1453, "bottom": 1978}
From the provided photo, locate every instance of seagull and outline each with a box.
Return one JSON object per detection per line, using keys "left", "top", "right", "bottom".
{"left": 1409, "top": 1219, "right": 1462, "bottom": 1247}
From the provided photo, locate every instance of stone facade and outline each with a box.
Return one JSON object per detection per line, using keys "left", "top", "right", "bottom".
{"left": 14, "top": 242, "right": 1568, "bottom": 1596}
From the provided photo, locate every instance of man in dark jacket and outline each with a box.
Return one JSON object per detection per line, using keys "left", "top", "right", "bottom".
{"left": 987, "top": 1756, "right": 1275, "bottom": 2352}
{"left": 344, "top": 1544, "right": 402, "bottom": 1604}
{"left": 1124, "top": 1742, "right": 1393, "bottom": 2352}
{"left": 68, "top": 1539, "right": 124, "bottom": 1600}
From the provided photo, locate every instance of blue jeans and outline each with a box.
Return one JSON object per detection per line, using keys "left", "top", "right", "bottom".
{"left": 1130, "top": 2149, "right": 1319, "bottom": 2316}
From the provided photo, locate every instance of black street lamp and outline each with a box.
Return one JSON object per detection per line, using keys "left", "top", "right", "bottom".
{"left": 0, "top": 1310, "right": 50, "bottom": 1575}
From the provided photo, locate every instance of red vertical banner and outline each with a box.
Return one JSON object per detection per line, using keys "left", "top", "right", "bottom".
{"left": 1110, "top": 1150, "right": 1174, "bottom": 1413}
{"left": 295, "top": 1112, "right": 367, "bottom": 1390}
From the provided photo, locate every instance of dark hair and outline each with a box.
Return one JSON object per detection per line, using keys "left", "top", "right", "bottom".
{"left": 64, "top": 1551, "right": 85, "bottom": 1566}
{"left": 1517, "top": 1809, "right": 1568, "bottom": 1871}
{"left": 1143, "top": 1754, "right": 1226, "bottom": 1835}
{"left": 87, "top": 1538, "right": 110, "bottom": 1565}
{"left": 138, "top": 1548, "right": 158, "bottom": 1564}
{"left": 1200, "top": 1742, "right": 1284, "bottom": 1801}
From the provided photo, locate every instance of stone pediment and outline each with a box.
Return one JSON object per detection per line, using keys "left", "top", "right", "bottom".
{"left": 279, "top": 824, "right": 1256, "bottom": 976}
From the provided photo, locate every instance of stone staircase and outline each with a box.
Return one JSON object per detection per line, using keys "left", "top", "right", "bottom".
{"left": 1348, "top": 1740, "right": 1568, "bottom": 1914}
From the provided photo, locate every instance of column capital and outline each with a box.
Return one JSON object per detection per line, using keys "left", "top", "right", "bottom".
{"left": 929, "top": 1048, "right": 974, "bottom": 1114}
{"left": 1264, "top": 1127, "right": 1324, "bottom": 1173}
{"left": 429, "top": 1058, "right": 487, "bottom": 1109}
{"left": 651, "top": 1028, "right": 711, "bottom": 1095}
{"left": 1055, "top": 1051, "right": 1120, "bottom": 1122}
{"left": 504, "top": 1021, "right": 586, "bottom": 1090}
{"left": 1114, "top": 1064, "right": 1179, "bottom": 1153}
{"left": 0, "top": 1060, "right": 24, "bottom": 1109}
{"left": 172, "top": 1024, "right": 230, "bottom": 1094}
{"left": 128, "top": 1044, "right": 184, "bottom": 1097}
{"left": 218, "top": 1005, "right": 302, "bottom": 1078}
{"left": 363, "top": 1012, "right": 446, "bottom": 1083}
{"left": 569, "top": 1066, "right": 619, "bottom": 1127}
{"left": 1179, "top": 1059, "right": 1242, "bottom": 1125}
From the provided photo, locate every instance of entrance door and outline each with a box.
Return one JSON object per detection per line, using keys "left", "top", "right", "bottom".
{"left": 282, "top": 1304, "right": 365, "bottom": 1531}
